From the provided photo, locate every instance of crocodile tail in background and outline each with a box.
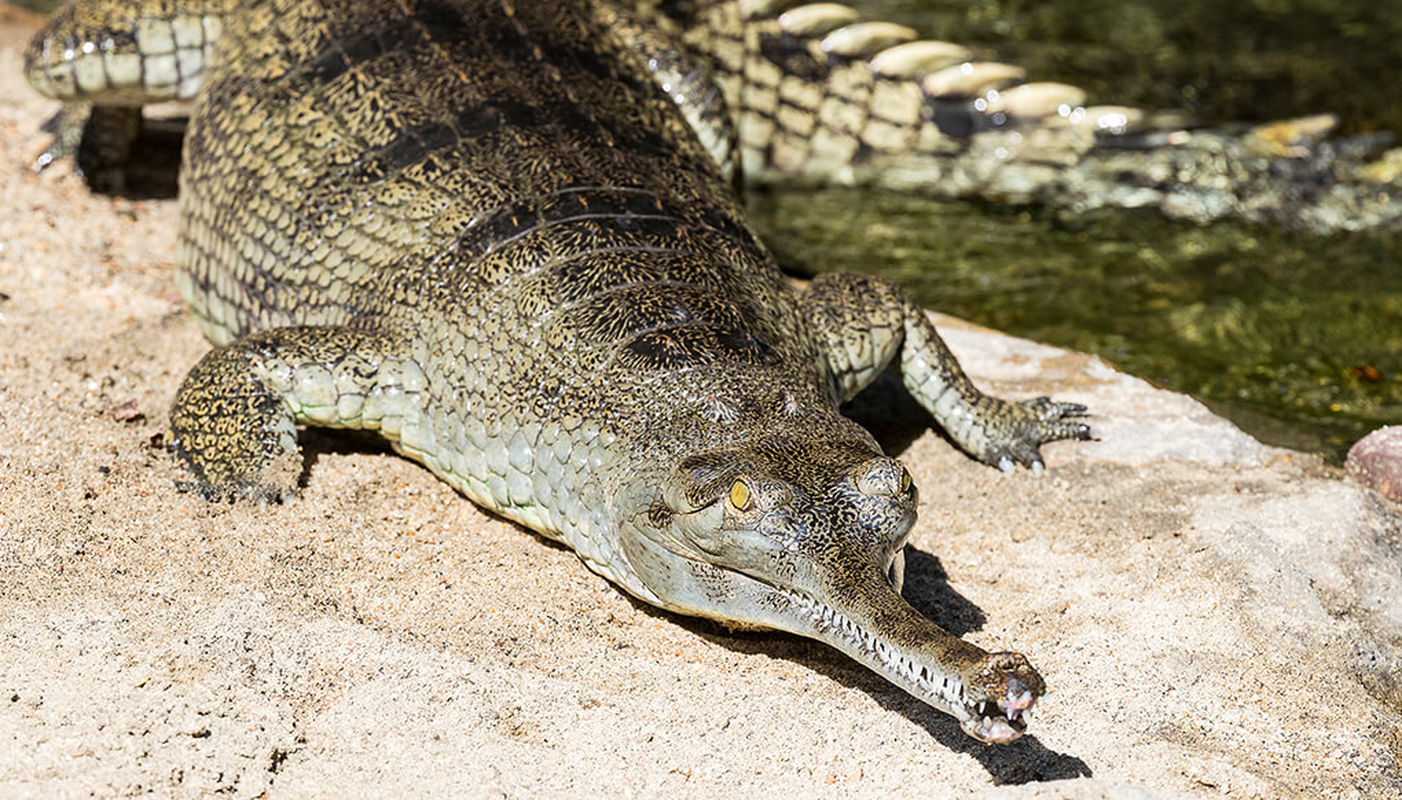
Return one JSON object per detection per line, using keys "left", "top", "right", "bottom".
{"left": 627, "top": 0, "right": 1402, "bottom": 234}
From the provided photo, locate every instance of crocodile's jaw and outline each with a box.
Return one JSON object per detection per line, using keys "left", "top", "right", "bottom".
{"left": 780, "top": 563, "right": 1041, "bottom": 744}
{"left": 612, "top": 443, "right": 1044, "bottom": 744}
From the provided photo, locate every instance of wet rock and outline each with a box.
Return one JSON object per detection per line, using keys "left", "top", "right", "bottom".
{"left": 1347, "top": 426, "right": 1402, "bottom": 503}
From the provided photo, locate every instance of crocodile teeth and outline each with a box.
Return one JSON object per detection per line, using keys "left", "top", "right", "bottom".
{"left": 821, "top": 22, "right": 918, "bottom": 57}
{"left": 870, "top": 40, "right": 973, "bottom": 78}
{"left": 782, "top": 589, "right": 964, "bottom": 708}
{"left": 777, "top": 3, "right": 859, "bottom": 36}
{"left": 1009, "top": 700, "right": 1031, "bottom": 728}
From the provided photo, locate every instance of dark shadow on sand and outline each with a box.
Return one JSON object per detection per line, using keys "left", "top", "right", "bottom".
{"left": 629, "top": 544, "right": 1090, "bottom": 784}
{"left": 841, "top": 369, "right": 937, "bottom": 458}
{"left": 63, "top": 114, "right": 185, "bottom": 200}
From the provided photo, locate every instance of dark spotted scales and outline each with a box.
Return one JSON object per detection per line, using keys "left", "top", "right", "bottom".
{"left": 26, "top": 0, "right": 1091, "bottom": 743}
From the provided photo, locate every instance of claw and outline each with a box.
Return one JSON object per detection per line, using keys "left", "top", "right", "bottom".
{"left": 1062, "top": 402, "right": 1089, "bottom": 418}
{"left": 1056, "top": 421, "right": 1094, "bottom": 441}
{"left": 976, "top": 394, "right": 1094, "bottom": 472}
{"left": 34, "top": 105, "right": 89, "bottom": 174}
{"left": 34, "top": 148, "right": 60, "bottom": 173}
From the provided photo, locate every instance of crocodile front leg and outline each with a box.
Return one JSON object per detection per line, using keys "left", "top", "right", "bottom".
{"left": 169, "top": 326, "right": 422, "bottom": 501}
{"left": 803, "top": 273, "right": 1091, "bottom": 471}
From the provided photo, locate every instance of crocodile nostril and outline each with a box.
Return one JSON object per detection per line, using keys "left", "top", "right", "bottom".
{"left": 855, "top": 458, "right": 907, "bottom": 496}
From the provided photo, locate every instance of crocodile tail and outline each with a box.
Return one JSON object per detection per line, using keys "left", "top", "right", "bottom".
{"left": 627, "top": 1, "right": 1402, "bottom": 234}
{"left": 590, "top": 1, "right": 741, "bottom": 185}
{"left": 25, "top": 0, "right": 236, "bottom": 103}
{"left": 623, "top": 1, "right": 1147, "bottom": 194}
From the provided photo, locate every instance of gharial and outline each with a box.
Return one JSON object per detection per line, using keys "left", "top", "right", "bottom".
{"left": 23, "top": 0, "right": 1118, "bottom": 744}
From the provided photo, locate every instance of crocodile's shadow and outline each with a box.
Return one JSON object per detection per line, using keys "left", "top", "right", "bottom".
{"left": 638, "top": 544, "right": 1090, "bottom": 785}
{"left": 842, "top": 367, "right": 954, "bottom": 459}
{"left": 66, "top": 115, "right": 186, "bottom": 200}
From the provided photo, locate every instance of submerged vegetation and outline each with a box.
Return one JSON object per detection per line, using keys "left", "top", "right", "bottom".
{"left": 771, "top": 0, "right": 1402, "bottom": 459}
{"left": 752, "top": 190, "right": 1399, "bottom": 460}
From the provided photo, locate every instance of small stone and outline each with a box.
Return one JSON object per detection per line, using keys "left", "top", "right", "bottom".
{"left": 1346, "top": 426, "right": 1402, "bottom": 503}
{"left": 107, "top": 400, "right": 143, "bottom": 423}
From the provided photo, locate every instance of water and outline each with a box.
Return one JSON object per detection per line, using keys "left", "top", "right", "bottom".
{"left": 774, "top": 0, "right": 1402, "bottom": 460}
{"left": 10, "top": 0, "right": 61, "bottom": 12}
{"left": 750, "top": 191, "right": 1401, "bottom": 461}
{"left": 864, "top": 0, "right": 1402, "bottom": 137}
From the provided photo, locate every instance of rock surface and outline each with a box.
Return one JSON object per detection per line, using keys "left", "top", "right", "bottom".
{"left": 1, "top": 8, "right": 1400, "bottom": 798}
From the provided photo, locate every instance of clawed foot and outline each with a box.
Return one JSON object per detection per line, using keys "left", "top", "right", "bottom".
{"left": 959, "top": 651, "right": 1046, "bottom": 744}
{"left": 170, "top": 439, "right": 304, "bottom": 504}
{"left": 34, "top": 105, "right": 91, "bottom": 174}
{"left": 982, "top": 396, "right": 1092, "bottom": 473}
{"left": 33, "top": 104, "right": 140, "bottom": 193}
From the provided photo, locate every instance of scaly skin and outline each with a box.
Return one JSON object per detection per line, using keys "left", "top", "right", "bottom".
{"left": 631, "top": 0, "right": 1402, "bottom": 233}
{"left": 25, "top": 0, "right": 1094, "bottom": 743}
{"left": 29, "top": 0, "right": 1402, "bottom": 231}
{"left": 23, "top": 0, "right": 231, "bottom": 188}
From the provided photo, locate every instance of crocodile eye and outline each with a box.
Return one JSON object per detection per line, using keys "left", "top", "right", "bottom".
{"left": 728, "top": 478, "right": 754, "bottom": 512}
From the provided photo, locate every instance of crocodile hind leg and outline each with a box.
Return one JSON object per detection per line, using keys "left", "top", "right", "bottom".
{"left": 170, "top": 326, "right": 424, "bottom": 501}
{"left": 23, "top": 0, "right": 232, "bottom": 185}
{"left": 35, "top": 104, "right": 143, "bottom": 192}
{"left": 803, "top": 273, "right": 1090, "bottom": 471}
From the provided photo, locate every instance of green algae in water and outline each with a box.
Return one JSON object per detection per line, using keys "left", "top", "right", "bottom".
{"left": 750, "top": 188, "right": 1402, "bottom": 461}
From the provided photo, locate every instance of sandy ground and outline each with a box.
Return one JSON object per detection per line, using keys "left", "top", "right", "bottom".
{"left": 2, "top": 7, "right": 1401, "bottom": 798}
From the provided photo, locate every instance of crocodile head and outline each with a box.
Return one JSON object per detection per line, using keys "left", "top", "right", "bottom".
{"left": 616, "top": 432, "right": 1044, "bottom": 744}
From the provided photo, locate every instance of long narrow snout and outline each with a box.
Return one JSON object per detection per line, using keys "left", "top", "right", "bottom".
{"left": 788, "top": 563, "right": 1043, "bottom": 743}
{"left": 619, "top": 440, "right": 1044, "bottom": 744}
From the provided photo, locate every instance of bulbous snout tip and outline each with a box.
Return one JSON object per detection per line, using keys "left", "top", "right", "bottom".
{"left": 854, "top": 457, "right": 910, "bottom": 497}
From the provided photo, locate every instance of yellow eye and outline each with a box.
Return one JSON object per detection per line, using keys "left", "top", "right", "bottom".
{"left": 728, "top": 478, "right": 754, "bottom": 512}
{"left": 900, "top": 468, "right": 913, "bottom": 492}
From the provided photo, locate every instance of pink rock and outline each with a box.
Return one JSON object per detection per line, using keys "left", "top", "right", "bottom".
{"left": 1347, "top": 426, "right": 1402, "bottom": 503}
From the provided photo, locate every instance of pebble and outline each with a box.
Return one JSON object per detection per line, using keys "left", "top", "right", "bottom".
{"left": 1346, "top": 425, "right": 1402, "bottom": 503}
